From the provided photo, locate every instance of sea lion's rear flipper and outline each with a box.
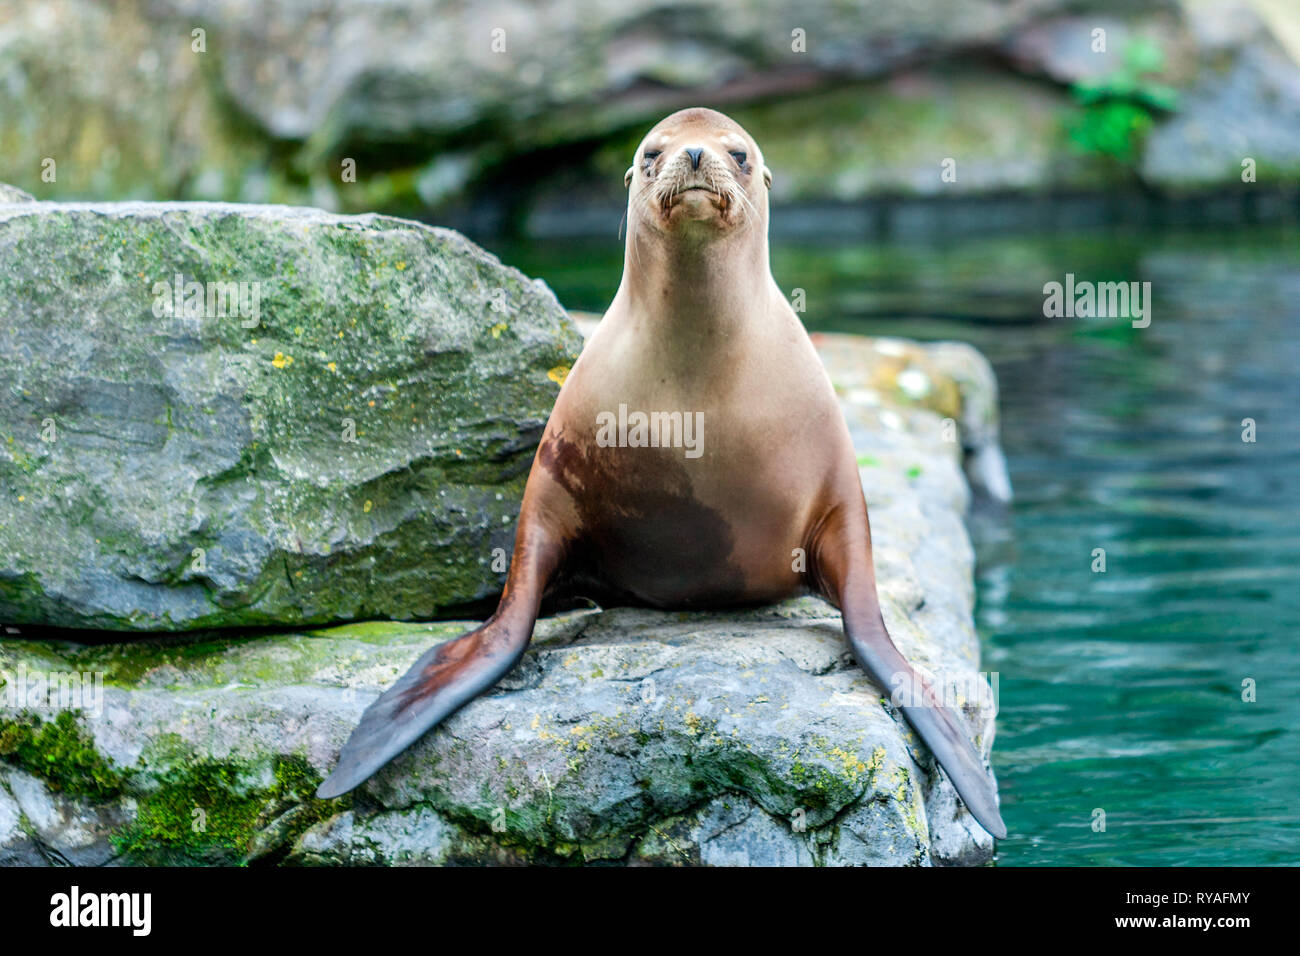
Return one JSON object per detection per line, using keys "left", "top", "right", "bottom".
{"left": 840, "top": 604, "right": 1007, "bottom": 840}
{"left": 810, "top": 505, "right": 1008, "bottom": 840}
{"left": 316, "top": 522, "right": 565, "bottom": 799}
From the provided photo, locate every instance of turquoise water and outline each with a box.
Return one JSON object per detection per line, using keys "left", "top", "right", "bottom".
{"left": 491, "top": 226, "right": 1300, "bottom": 866}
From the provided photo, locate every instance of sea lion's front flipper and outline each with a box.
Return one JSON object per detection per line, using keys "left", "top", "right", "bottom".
{"left": 317, "top": 521, "right": 565, "bottom": 799}
{"left": 809, "top": 503, "right": 1008, "bottom": 840}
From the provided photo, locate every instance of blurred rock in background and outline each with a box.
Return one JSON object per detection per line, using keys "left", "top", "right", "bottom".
{"left": 2, "top": 0, "right": 1297, "bottom": 235}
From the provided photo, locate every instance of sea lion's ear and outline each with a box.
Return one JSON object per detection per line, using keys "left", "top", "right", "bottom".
{"left": 762, "top": 165, "right": 772, "bottom": 189}
{"left": 624, "top": 166, "right": 635, "bottom": 188}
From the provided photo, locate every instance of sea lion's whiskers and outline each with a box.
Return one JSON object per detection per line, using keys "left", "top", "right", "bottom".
{"left": 725, "top": 178, "right": 756, "bottom": 230}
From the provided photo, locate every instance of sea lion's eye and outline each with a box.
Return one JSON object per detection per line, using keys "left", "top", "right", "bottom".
{"left": 730, "top": 151, "right": 747, "bottom": 167}
{"left": 643, "top": 150, "right": 661, "bottom": 163}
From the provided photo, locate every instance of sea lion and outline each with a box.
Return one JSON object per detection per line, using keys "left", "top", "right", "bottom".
{"left": 318, "top": 107, "right": 1006, "bottom": 840}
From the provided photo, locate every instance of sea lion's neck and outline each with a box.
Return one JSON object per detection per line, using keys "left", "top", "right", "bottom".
{"left": 615, "top": 229, "right": 773, "bottom": 343}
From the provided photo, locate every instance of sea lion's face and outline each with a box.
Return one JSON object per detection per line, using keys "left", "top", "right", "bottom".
{"left": 625, "top": 108, "right": 771, "bottom": 238}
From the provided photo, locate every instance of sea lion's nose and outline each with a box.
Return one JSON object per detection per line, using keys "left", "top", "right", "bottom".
{"left": 684, "top": 147, "right": 703, "bottom": 170}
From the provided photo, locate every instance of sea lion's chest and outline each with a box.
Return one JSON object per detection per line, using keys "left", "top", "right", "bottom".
{"left": 537, "top": 397, "right": 815, "bottom": 607}
{"left": 537, "top": 316, "right": 843, "bottom": 606}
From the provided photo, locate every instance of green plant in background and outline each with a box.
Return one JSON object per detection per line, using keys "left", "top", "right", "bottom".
{"left": 1068, "top": 37, "right": 1180, "bottom": 165}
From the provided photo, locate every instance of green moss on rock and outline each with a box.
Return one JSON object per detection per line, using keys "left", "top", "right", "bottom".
{"left": 113, "top": 755, "right": 346, "bottom": 865}
{"left": 0, "top": 710, "right": 123, "bottom": 800}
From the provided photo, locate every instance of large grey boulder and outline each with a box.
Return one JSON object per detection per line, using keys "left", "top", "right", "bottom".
{"left": 1143, "top": 0, "right": 1300, "bottom": 188}
{"left": 0, "top": 200, "right": 582, "bottom": 630}
{"left": 0, "top": 333, "right": 1005, "bottom": 866}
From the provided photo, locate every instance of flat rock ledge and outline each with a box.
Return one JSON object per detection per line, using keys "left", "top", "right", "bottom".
{"left": 0, "top": 318, "right": 1009, "bottom": 866}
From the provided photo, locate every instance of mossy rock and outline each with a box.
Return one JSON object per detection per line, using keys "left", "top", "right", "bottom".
{"left": 0, "top": 201, "right": 582, "bottom": 630}
{"left": 0, "top": 600, "right": 996, "bottom": 866}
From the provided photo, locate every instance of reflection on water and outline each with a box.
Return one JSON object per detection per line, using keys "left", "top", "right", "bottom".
{"left": 490, "top": 225, "right": 1300, "bottom": 866}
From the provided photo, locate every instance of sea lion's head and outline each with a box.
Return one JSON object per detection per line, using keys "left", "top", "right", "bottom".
{"left": 624, "top": 107, "right": 772, "bottom": 240}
